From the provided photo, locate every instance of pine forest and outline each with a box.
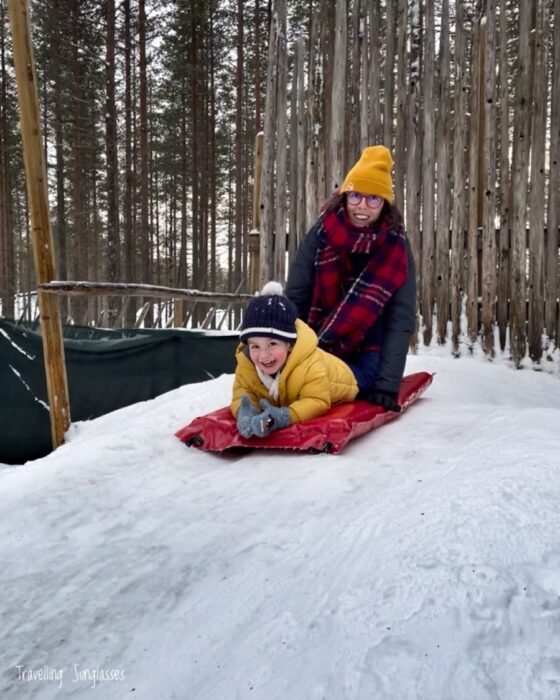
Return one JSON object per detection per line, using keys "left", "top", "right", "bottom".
{"left": 0, "top": 0, "right": 559, "bottom": 366}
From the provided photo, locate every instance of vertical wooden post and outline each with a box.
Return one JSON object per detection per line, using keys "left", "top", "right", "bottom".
{"left": 481, "top": 11, "right": 497, "bottom": 357}
{"left": 7, "top": 0, "right": 71, "bottom": 447}
{"left": 173, "top": 299, "right": 184, "bottom": 327}
{"left": 329, "top": 0, "right": 346, "bottom": 190}
{"left": 249, "top": 132, "right": 263, "bottom": 294}
{"left": 466, "top": 18, "right": 482, "bottom": 344}
{"left": 273, "top": 0, "right": 288, "bottom": 283}
{"left": 450, "top": 0, "right": 467, "bottom": 353}
{"left": 259, "top": 5, "right": 279, "bottom": 288}
{"left": 477, "top": 18, "right": 487, "bottom": 231}
{"left": 475, "top": 14, "right": 487, "bottom": 337}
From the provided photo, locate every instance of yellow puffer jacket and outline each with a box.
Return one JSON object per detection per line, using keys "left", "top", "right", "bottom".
{"left": 231, "top": 319, "right": 359, "bottom": 424}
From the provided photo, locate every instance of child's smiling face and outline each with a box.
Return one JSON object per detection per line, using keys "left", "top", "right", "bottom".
{"left": 247, "top": 337, "right": 292, "bottom": 375}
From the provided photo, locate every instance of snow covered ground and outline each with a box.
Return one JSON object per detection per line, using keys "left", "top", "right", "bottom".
{"left": 1, "top": 348, "right": 560, "bottom": 700}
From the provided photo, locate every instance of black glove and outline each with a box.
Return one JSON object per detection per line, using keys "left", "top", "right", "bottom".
{"left": 366, "top": 391, "right": 401, "bottom": 413}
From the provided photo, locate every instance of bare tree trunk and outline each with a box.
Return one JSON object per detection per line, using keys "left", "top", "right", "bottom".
{"left": 0, "top": 1, "right": 14, "bottom": 319}
{"left": 254, "top": 0, "right": 262, "bottom": 132}
{"left": 273, "top": 0, "right": 287, "bottom": 282}
{"left": 405, "top": 0, "right": 421, "bottom": 350}
{"left": 295, "top": 36, "right": 306, "bottom": 248}
{"left": 481, "top": 10, "right": 497, "bottom": 356}
{"left": 190, "top": 4, "right": 200, "bottom": 303}
{"left": 289, "top": 37, "right": 305, "bottom": 262}
{"left": 359, "top": 2, "right": 368, "bottom": 150}
{"left": 383, "top": 0, "right": 395, "bottom": 149}
{"left": 88, "top": 112, "right": 99, "bottom": 325}
{"left": 466, "top": 19, "right": 482, "bottom": 345}
{"left": 105, "top": 0, "right": 119, "bottom": 326}
{"left": 509, "top": 0, "right": 534, "bottom": 365}
{"left": 227, "top": 148, "right": 234, "bottom": 291}
{"left": 320, "top": 0, "right": 335, "bottom": 199}
{"left": 394, "top": 0, "right": 407, "bottom": 213}
{"left": 348, "top": 0, "right": 361, "bottom": 165}
{"left": 209, "top": 19, "right": 217, "bottom": 292}
{"left": 178, "top": 79, "right": 188, "bottom": 293}
{"left": 496, "top": 0, "right": 510, "bottom": 350}
{"left": 70, "top": 2, "right": 87, "bottom": 323}
{"left": 450, "top": 0, "right": 467, "bottom": 352}
{"left": 259, "top": 3, "right": 279, "bottom": 286}
{"left": 235, "top": 0, "right": 245, "bottom": 288}
{"left": 123, "top": 0, "right": 135, "bottom": 325}
{"left": 528, "top": 0, "right": 548, "bottom": 361}
{"left": 435, "top": 0, "right": 450, "bottom": 345}
{"left": 367, "top": 0, "right": 382, "bottom": 144}
{"left": 52, "top": 0, "right": 67, "bottom": 301}
{"left": 546, "top": 0, "right": 560, "bottom": 344}
{"left": 138, "top": 0, "right": 151, "bottom": 324}
{"left": 289, "top": 42, "right": 298, "bottom": 261}
{"left": 305, "top": 9, "right": 319, "bottom": 227}
{"left": 151, "top": 118, "right": 161, "bottom": 291}
{"left": 421, "top": 0, "right": 435, "bottom": 345}
{"left": 329, "top": 0, "right": 346, "bottom": 190}
{"left": 200, "top": 69, "right": 210, "bottom": 293}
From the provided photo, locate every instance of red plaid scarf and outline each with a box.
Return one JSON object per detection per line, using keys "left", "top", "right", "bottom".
{"left": 307, "top": 204, "right": 408, "bottom": 356}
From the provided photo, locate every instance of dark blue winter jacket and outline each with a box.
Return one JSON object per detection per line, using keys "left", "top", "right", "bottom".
{"left": 285, "top": 221, "right": 417, "bottom": 398}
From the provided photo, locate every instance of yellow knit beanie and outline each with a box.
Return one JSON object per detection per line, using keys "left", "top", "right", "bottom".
{"left": 340, "top": 145, "right": 394, "bottom": 204}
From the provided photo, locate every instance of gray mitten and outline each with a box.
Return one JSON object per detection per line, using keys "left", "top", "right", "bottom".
{"left": 236, "top": 394, "right": 259, "bottom": 437}
{"left": 250, "top": 399, "right": 291, "bottom": 438}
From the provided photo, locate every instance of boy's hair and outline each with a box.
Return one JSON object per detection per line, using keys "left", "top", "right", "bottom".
{"left": 239, "top": 282, "right": 298, "bottom": 344}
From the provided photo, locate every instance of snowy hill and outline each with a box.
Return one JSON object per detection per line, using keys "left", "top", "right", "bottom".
{"left": 1, "top": 352, "right": 560, "bottom": 700}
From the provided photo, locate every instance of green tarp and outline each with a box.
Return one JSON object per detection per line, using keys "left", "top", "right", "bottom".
{"left": 0, "top": 318, "right": 238, "bottom": 465}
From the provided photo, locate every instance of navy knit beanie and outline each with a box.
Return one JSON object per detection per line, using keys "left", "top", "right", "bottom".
{"left": 239, "top": 282, "right": 298, "bottom": 344}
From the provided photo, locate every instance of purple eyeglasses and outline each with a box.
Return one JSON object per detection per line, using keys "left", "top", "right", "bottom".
{"left": 346, "top": 191, "right": 384, "bottom": 209}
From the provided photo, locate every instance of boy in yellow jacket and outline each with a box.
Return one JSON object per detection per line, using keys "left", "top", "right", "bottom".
{"left": 231, "top": 282, "right": 359, "bottom": 438}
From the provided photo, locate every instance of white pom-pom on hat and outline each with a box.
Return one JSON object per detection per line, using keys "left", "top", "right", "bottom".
{"left": 240, "top": 280, "right": 297, "bottom": 343}
{"left": 260, "top": 281, "right": 284, "bottom": 296}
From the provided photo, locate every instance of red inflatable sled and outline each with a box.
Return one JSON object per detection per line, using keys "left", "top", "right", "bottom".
{"left": 175, "top": 371, "right": 433, "bottom": 455}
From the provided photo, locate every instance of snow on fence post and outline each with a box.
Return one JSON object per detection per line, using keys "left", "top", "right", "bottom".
{"left": 7, "top": 0, "right": 71, "bottom": 449}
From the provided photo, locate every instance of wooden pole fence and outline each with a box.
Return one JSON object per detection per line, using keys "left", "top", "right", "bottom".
{"left": 38, "top": 281, "right": 254, "bottom": 304}
{"left": 7, "top": 0, "right": 71, "bottom": 449}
